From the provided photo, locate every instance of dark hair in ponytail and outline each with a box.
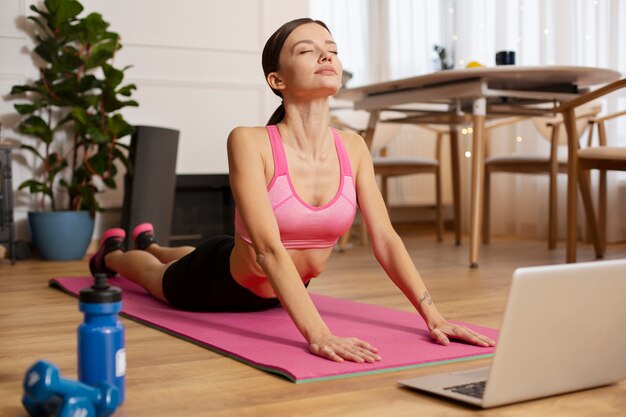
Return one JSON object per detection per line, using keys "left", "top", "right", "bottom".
{"left": 262, "top": 18, "right": 331, "bottom": 125}
{"left": 266, "top": 103, "right": 286, "bottom": 126}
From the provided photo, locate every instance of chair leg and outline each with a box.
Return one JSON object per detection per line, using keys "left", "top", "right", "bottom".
{"left": 338, "top": 229, "right": 352, "bottom": 251}
{"left": 381, "top": 176, "right": 389, "bottom": 206}
{"left": 435, "top": 168, "right": 443, "bottom": 242}
{"left": 548, "top": 169, "right": 557, "bottom": 249}
{"left": 599, "top": 169, "right": 607, "bottom": 254}
{"left": 580, "top": 170, "right": 592, "bottom": 244}
{"left": 482, "top": 168, "right": 491, "bottom": 244}
{"left": 578, "top": 168, "right": 603, "bottom": 259}
{"left": 449, "top": 130, "right": 462, "bottom": 246}
{"left": 359, "top": 210, "right": 369, "bottom": 246}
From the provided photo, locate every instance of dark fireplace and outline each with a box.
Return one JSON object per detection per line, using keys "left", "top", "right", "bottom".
{"left": 169, "top": 174, "right": 235, "bottom": 247}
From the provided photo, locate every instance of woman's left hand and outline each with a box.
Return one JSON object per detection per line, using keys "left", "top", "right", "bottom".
{"left": 429, "top": 321, "right": 496, "bottom": 347}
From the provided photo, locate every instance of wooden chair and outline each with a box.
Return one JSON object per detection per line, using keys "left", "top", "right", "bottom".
{"left": 582, "top": 108, "right": 626, "bottom": 254}
{"left": 482, "top": 108, "right": 600, "bottom": 248}
{"left": 372, "top": 123, "right": 446, "bottom": 241}
{"left": 330, "top": 116, "right": 452, "bottom": 246}
{"left": 555, "top": 78, "right": 626, "bottom": 261}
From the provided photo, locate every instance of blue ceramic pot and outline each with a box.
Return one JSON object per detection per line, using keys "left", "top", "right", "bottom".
{"left": 28, "top": 211, "right": 95, "bottom": 260}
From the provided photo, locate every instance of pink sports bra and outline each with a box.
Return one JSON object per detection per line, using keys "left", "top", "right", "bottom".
{"left": 234, "top": 125, "right": 357, "bottom": 249}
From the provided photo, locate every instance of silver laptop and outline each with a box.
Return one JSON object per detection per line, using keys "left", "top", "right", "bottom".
{"left": 399, "top": 259, "right": 626, "bottom": 408}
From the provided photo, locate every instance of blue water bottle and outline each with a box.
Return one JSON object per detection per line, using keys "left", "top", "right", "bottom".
{"left": 78, "top": 273, "right": 125, "bottom": 404}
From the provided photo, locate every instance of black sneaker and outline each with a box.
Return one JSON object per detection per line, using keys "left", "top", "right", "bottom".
{"left": 131, "top": 223, "right": 156, "bottom": 250}
{"left": 89, "top": 228, "right": 125, "bottom": 278}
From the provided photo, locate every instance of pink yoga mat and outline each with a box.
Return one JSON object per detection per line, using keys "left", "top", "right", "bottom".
{"left": 50, "top": 276, "right": 497, "bottom": 383}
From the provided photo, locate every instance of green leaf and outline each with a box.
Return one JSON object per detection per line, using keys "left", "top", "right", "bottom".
{"left": 50, "top": 76, "right": 79, "bottom": 101}
{"left": 86, "top": 123, "right": 109, "bottom": 144}
{"left": 20, "top": 144, "right": 45, "bottom": 161}
{"left": 46, "top": 151, "right": 68, "bottom": 174}
{"left": 71, "top": 107, "right": 89, "bottom": 125}
{"left": 85, "top": 38, "right": 117, "bottom": 69}
{"left": 18, "top": 179, "right": 50, "bottom": 194}
{"left": 77, "top": 75, "right": 98, "bottom": 93}
{"left": 28, "top": 16, "right": 51, "bottom": 38}
{"left": 99, "top": 31, "right": 121, "bottom": 51}
{"left": 107, "top": 113, "right": 132, "bottom": 136}
{"left": 10, "top": 84, "right": 43, "bottom": 95}
{"left": 30, "top": 5, "right": 45, "bottom": 15}
{"left": 117, "top": 84, "right": 137, "bottom": 97}
{"left": 102, "top": 63, "right": 123, "bottom": 89}
{"left": 101, "top": 89, "right": 138, "bottom": 113}
{"left": 103, "top": 176, "right": 117, "bottom": 189}
{"left": 82, "top": 13, "right": 110, "bottom": 44}
{"left": 113, "top": 147, "right": 133, "bottom": 174}
{"left": 19, "top": 116, "right": 53, "bottom": 143}
{"left": 46, "top": 0, "right": 83, "bottom": 28}
{"left": 51, "top": 49, "right": 83, "bottom": 73}
{"left": 86, "top": 152, "right": 107, "bottom": 174}
{"left": 29, "top": 5, "right": 49, "bottom": 19}
{"left": 47, "top": 155, "right": 68, "bottom": 180}
{"left": 121, "top": 99, "right": 139, "bottom": 108}
{"left": 83, "top": 94, "right": 100, "bottom": 108}
{"left": 60, "top": 18, "right": 85, "bottom": 43}
{"left": 14, "top": 103, "right": 41, "bottom": 115}
{"left": 34, "top": 41, "right": 55, "bottom": 63}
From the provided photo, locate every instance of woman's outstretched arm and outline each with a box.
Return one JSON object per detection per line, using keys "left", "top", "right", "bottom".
{"left": 227, "top": 127, "right": 381, "bottom": 362}
{"left": 348, "top": 130, "right": 495, "bottom": 348}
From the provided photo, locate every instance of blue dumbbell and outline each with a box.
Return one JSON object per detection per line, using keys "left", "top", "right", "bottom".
{"left": 22, "top": 360, "right": 120, "bottom": 417}
{"left": 22, "top": 394, "right": 62, "bottom": 417}
{"left": 57, "top": 396, "right": 96, "bottom": 417}
{"left": 23, "top": 393, "right": 97, "bottom": 417}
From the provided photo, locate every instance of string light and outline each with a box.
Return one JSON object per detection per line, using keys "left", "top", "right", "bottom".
{"left": 544, "top": 28, "right": 550, "bottom": 35}
{"left": 461, "top": 128, "right": 468, "bottom": 135}
{"left": 467, "top": 127, "right": 473, "bottom": 134}
{"left": 458, "top": 59, "right": 465, "bottom": 66}
{"left": 448, "top": 7, "right": 455, "bottom": 14}
{"left": 464, "top": 151, "right": 472, "bottom": 158}
{"left": 452, "top": 34, "right": 459, "bottom": 41}
{"left": 516, "top": 136, "right": 523, "bottom": 142}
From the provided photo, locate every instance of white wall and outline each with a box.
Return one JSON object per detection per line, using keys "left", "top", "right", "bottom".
{"left": 0, "top": 0, "right": 309, "bottom": 240}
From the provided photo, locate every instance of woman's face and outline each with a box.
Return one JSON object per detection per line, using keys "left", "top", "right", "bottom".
{"left": 272, "top": 23, "right": 343, "bottom": 99}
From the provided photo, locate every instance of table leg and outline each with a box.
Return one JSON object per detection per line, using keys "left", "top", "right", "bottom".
{"left": 563, "top": 109, "right": 578, "bottom": 263}
{"left": 449, "top": 128, "right": 461, "bottom": 246}
{"left": 469, "top": 98, "right": 486, "bottom": 268}
{"left": 362, "top": 110, "right": 380, "bottom": 150}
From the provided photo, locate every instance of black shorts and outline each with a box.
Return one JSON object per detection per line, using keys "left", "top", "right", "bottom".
{"left": 162, "top": 235, "right": 281, "bottom": 311}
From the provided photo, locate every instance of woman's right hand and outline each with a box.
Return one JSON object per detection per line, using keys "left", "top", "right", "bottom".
{"left": 309, "top": 335, "right": 381, "bottom": 363}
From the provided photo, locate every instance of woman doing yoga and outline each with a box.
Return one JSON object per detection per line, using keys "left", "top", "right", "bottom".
{"left": 89, "top": 18, "right": 496, "bottom": 364}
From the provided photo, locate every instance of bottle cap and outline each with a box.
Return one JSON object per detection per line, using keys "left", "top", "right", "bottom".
{"left": 79, "top": 274, "right": 122, "bottom": 303}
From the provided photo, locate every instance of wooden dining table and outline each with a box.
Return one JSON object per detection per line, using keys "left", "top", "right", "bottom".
{"left": 334, "top": 66, "right": 621, "bottom": 267}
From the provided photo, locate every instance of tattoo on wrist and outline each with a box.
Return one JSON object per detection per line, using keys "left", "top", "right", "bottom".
{"left": 419, "top": 291, "right": 433, "bottom": 307}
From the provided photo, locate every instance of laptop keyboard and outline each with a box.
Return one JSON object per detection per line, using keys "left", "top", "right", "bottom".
{"left": 443, "top": 380, "right": 486, "bottom": 399}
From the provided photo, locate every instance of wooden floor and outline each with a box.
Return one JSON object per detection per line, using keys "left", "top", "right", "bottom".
{"left": 1, "top": 228, "right": 625, "bottom": 417}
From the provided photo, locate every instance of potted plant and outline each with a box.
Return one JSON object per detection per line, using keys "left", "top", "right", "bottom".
{"left": 8, "top": 0, "right": 137, "bottom": 260}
